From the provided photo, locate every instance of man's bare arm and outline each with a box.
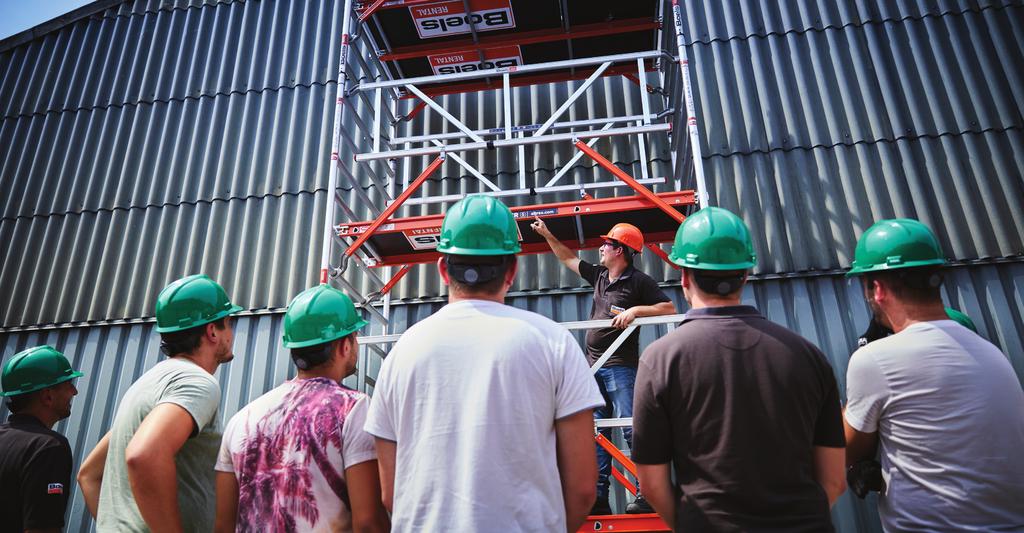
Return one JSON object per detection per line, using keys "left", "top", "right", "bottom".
{"left": 124, "top": 403, "right": 196, "bottom": 533}
{"left": 843, "top": 414, "right": 879, "bottom": 467}
{"left": 77, "top": 431, "right": 111, "bottom": 519}
{"left": 555, "top": 409, "right": 598, "bottom": 533}
{"left": 813, "top": 446, "right": 847, "bottom": 506}
{"left": 373, "top": 438, "right": 397, "bottom": 514}
{"left": 611, "top": 301, "right": 678, "bottom": 328}
{"left": 346, "top": 460, "right": 391, "bottom": 533}
{"left": 213, "top": 471, "right": 239, "bottom": 533}
{"left": 530, "top": 217, "right": 581, "bottom": 275}
{"left": 635, "top": 463, "right": 675, "bottom": 529}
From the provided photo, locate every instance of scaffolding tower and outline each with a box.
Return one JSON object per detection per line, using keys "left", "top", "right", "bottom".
{"left": 322, "top": 1, "right": 706, "bottom": 529}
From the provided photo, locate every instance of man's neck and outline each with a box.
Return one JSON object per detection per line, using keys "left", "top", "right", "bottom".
{"left": 606, "top": 260, "right": 629, "bottom": 280}
{"left": 448, "top": 290, "right": 506, "bottom": 305}
{"left": 687, "top": 293, "right": 742, "bottom": 310}
{"left": 18, "top": 408, "right": 57, "bottom": 429}
{"left": 172, "top": 352, "right": 217, "bottom": 375}
{"left": 296, "top": 367, "right": 344, "bottom": 383}
{"left": 887, "top": 301, "right": 948, "bottom": 333}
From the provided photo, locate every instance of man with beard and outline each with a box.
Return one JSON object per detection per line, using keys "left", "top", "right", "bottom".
{"left": 214, "top": 284, "right": 389, "bottom": 532}
{"left": 77, "top": 274, "right": 242, "bottom": 532}
{"left": 531, "top": 219, "right": 675, "bottom": 515}
{"left": 0, "top": 346, "right": 83, "bottom": 533}
{"left": 844, "top": 219, "right": 1024, "bottom": 530}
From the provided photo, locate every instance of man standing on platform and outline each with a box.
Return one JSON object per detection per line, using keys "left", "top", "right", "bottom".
{"left": 532, "top": 218, "right": 675, "bottom": 515}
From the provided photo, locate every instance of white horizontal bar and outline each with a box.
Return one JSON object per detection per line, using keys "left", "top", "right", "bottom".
{"left": 355, "top": 123, "right": 670, "bottom": 162}
{"left": 393, "top": 113, "right": 659, "bottom": 145}
{"left": 594, "top": 417, "right": 633, "bottom": 428}
{"left": 361, "top": 50, "right": 664, "bottom": 90}
{"left": 398, "top": 178, "right": 666, "bottom": 207}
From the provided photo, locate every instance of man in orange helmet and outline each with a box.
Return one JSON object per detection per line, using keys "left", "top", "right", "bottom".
{"left": 532, "top": 219, "right": 676, "bottom": 515}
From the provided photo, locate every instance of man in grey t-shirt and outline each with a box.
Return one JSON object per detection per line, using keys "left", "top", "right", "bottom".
{"left": 76, "top": 275, "right": 242, "bottom": 532}
{"left": 845, "top": 219, "right": 1024, "bottom": 531}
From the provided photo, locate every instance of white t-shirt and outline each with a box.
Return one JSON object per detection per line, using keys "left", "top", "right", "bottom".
{"left": 846, "top": 320, "right": 1024, "bottom": 531}
{"left": 216, "top": 378, "right": 376, "bottom": 532}
{"left": 365, "top": 299, "right": 605, "bottom": 533}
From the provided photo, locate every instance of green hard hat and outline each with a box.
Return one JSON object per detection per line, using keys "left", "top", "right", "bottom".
{"left": 282, "top": 284, "right": 368, "bottom": 349}
{"left": 847, "top": 219, "right": 946, "bottom": 277}
{"left": 1, "top": 345, "right": 83, "bottom": 397}
{"left": 437, "top": 195, "right": 521, "bottom": 256}
{"left": 155, "top": 274, "right": 243, "bottom": 333}
{"left": 945, "top": 307, "right": 978, "bottom": 333}
{"left": 669, "top": 207, "right": 757, "bottom": 270}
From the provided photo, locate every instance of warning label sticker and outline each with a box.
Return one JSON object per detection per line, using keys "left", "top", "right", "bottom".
{"left": 427, "top": 45, "right": 522, "bottom": 76}
{"left": 409, "top": 0, "right": 516, "bottom": 39}
{"left": 403, "top": 226, "right": 443, "bottom": 250}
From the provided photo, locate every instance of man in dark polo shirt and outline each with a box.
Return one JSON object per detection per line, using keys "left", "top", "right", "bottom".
{"left": 632, "top": 207, "right": 846, "bottom": 531}
{"left": 0, "top": 345, "right": 83, "bottom": 533}
{"left": 531, "top": 218, "right": 675, "bottom": 515}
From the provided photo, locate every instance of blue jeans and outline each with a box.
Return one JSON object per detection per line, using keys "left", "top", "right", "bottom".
{"left": 594, "top": 365, "right": 636, "bottom": 498}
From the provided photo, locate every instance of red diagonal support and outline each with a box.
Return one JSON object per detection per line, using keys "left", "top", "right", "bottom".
{"left": 647, "top": 243, "right": 682, "bottom": 270}
{"left": 358, "top": 0, "right": 388, "bottom": 21}
{"left": 379, "top": 265, "right": 411, "bottom": 296}
{"left": 595, "top": 433, "right": 637, "bottom": 478}
{"left": 345, "top": 155, "right": 445, "bottom": 257}
{"left": 574, "top": 140, "right": 685, "bottom": 224}
{"left": 610, "top": 466, "right": 638, "bottom": 496}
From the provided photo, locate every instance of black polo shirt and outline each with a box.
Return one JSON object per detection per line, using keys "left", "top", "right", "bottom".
{"left": 633, "top": 306, "right": 845, "bottom": 532}
{"left": 578, "top": 260, "right": 671, "bottom": 368}
{"left": 0, "top": 413, "right": 72, "bottom": 533}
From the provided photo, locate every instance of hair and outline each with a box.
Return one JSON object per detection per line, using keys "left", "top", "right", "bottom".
{"left": 5, "top": 390, "right": 38, "bottom": 413}
{"left": 688, "top": 269, "right": 746, "bottom": 298}
{"left": 865, "top": 266, "right": 944, "bottom": 304}
{"left": 290, "top": 334, "right": 353, "bottom": 371}
{"left": 445, "top": 254, "right": 516, "bottom": 295}
{"left": 160, "top": 317, "right": 228, "bottom": 357}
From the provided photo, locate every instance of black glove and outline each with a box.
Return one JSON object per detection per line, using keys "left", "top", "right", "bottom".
{"left": 846, "top": 459, "right": 885, "bottom": 498}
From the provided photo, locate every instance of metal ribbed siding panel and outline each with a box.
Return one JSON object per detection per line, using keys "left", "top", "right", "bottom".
{"left": 683, "top": 1, "right": 1024, "bottom": 270}
{"left": 0, "top": 0, "right": 1021, "bottom": 323}
{"left": 5, "top": 261, "right": 1023, "bottom": 533}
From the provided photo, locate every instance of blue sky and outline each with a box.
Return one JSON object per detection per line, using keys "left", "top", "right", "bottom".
{"left": 0, "top": 0, "right": 94, "bottom": 41}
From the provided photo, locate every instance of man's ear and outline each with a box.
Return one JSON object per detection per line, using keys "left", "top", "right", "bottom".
{"left": 504, "top": 257, "right": 518, "bottom": 288}
{"left": 681, "top": 268, "right": 691, "bottom": 290}
{"left": 437, "top": 256, "right": 450, "bottom": 286}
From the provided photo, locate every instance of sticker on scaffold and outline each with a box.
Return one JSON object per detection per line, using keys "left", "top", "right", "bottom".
{"left": 428, "top": 45, "right": 522, "bottom": 75}
{"left": 403, "top": 226, "right": 443, "bottom": 250}
{"left": 409, "top": 0, "right": 515, "bottom": 39}
{"left": 513, "top": 208, "right": 557, "bottom": 219}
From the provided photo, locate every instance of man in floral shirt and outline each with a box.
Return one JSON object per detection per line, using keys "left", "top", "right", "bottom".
{"left": 214, "top": 285, "right": 389, "bottom": 532}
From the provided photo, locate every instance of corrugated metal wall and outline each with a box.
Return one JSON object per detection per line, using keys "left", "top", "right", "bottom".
{"left": 4, "top": 0, "right": 1020, "bottom": 328}
{"left": 4, "top": 261, "right": 1023, "bottom": 532}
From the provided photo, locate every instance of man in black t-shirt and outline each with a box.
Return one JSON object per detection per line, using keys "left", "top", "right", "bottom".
{"left": 0, "top": 345, "right": 83, "bottom": 533}
{"left": 632, "top": 208, "right": 846, "bottom": 531}
{"left": 532, "top": 218, "right": 675, "bottom": 515}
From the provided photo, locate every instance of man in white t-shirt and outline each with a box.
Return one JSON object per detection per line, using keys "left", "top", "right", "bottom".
{"left": 365, "top": 195, "right": 605, "bottom": 533}
{"left": 844, "top": 219, "right": 1024, "bottom": 531}
{"left": 214, "top": 284, "right": 389, "bottom": 532}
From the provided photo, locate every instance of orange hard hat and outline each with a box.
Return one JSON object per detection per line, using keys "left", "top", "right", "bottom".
{"left": 601, "top": 223, "right": 644, "bottom": 252}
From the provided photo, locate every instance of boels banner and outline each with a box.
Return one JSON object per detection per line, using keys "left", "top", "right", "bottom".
{"left": 409, "top": 0, "right": 516, "bottom": 39}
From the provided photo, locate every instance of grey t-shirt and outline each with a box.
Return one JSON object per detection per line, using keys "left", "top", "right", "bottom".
{"left": 846, "top": 321, "right": 1024, "bottom": 531}
{"left": 96, "top": 358, "right": 222, "bottom": 532}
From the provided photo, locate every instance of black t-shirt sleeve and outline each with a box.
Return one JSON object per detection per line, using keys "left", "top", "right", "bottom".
{"left": 813, "top": 358, "right": 847, "bottom": 448}
{"left": 632, "top": 351, "right": 675, "bottom": 464}
{"left": 22, "top": 440, "right": 72, "bottom": 529}
{"left": 639, "top": 273, "right": 671, "bottom": 305}
{"left": 578, "top": 259, "right": 599, "bottom": 286}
